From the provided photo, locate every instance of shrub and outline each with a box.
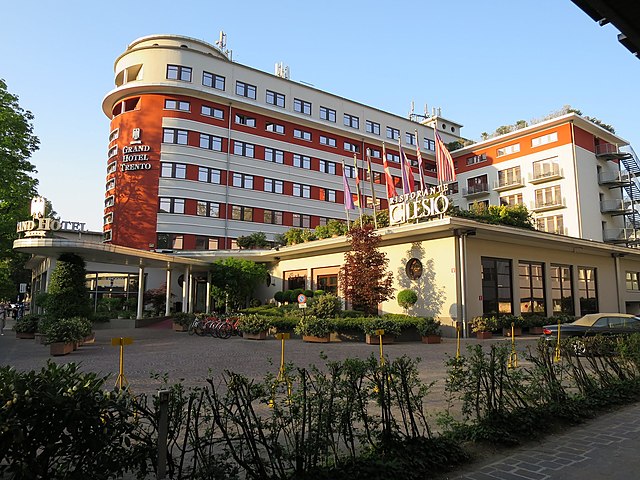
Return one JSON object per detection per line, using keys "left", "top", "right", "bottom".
{"left": 397, "top": 289, "right": 418, "bottom": 310}
{"left": 270, "top": 317, "right": 298, "bottom": 332}
{"left": 45, "top": 317, "right": 85, "bottom": 344}
{"left": 314, "top": 290, "right": 325, "bottom": 297}
{"left": 314, "top": 224, "right": 331, "bottom": 239}
{"left": 45, "top": 253, "right": 91, "bottom": 320}
{"left": 470, "top": 316, "right": 498, "bottom": 333}
{"left": 416, "top": 317, "right": 441, "bottom": 336}
{"left": 310, "top": 293, "right": 342, "bottom": 318}
{"left": 13, "top": 315, "right": 39, "bottom": 334}
{"left": 249, "top": 298, "right": 262, "bottom": 308}
{"left": 327, "top": 219, "right": 347, "bottom": 237}
{"left": 237, "top": 314, "right": 272, "bottom": 334}
{"left": 295, "top": 316, "right": 334, "bottom": 337}
{"left": 274, "top": 291, "right": 285, "bottom": 303}
{"left": 91, "top": 312, "right": 112, "bottom": 323}
{"left": 284, "top": 228, "right": 303, "bottom": 245}
{"left": 173, "top": 312, "right": 195, "bottom": 327}
{"left": 303, "top": 289, "right": 314, "bottom": 298}
{"left": 361, "top": 317, "right": 402, "bottom": 336}
{"left": 496, "top": 314, "right": 525, "bottom": 330}
{"left": 284, "top": 290, "right": 296, "bottom": 304}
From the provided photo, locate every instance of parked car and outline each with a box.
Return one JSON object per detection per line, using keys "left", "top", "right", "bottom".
{"left": 543, "top": 313, "right": 640, "bottom": 354}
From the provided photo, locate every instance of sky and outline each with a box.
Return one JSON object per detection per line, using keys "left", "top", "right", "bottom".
{"left": 2, "top": 0, "right": 639, "bottom": 231}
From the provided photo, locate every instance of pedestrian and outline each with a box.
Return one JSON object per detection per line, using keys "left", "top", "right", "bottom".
{"left": 0, "top": 303, "right": 6, "bottom": 335}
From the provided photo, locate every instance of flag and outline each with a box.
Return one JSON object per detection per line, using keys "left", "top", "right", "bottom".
{"left": 381, "top": 143, "right": 397, "bottom": 200}
{"left": 414, "top": 129, "right": 426, "bottom": 191}
{"left": 398, "top": 139, "right": 414, "bottom": 194}
{"left": 434, "top": 128, "right": 457, "bottom": 184}
{"left": 353, "top": 153, "right": 362, "bottom": 208}
{"left": 342, "top": 164, "right": 355, "bottom": 210}
{"left": 365, "top": 148, "right": 378, "bottom": 215}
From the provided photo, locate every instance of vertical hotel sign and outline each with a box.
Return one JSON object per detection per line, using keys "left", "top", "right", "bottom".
{"left": 388, "top": 185, "right": 450, "bottom": 226}
{"left": 120, "top": 128, "right": 152, "bottom": 173}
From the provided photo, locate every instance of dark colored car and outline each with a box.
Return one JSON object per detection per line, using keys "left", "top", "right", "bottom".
{"left": 543, "top": 313, "right": 640, "bottom": 354}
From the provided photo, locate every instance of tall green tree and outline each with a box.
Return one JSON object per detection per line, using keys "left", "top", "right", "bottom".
{"left": 0, "top": 79, "right": 40, "bottom": 299}
{"left": 45, "top": 253, "right": 91, "bottom": 320}
{"left": 209, "top": 258, "right": 268, "bottom": 311}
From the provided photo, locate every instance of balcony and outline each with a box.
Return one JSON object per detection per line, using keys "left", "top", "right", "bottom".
{"left": 530, "top": 198, "right": 566, "bottom": 212}
{"left": 603, "top": 228, "right": 640, "bottom": 245}
{"left": 595, "top": 144, "right": 632, "bottom": 161}
{"left": 600, "top": 199, "right": 632, "bottom": 215}
{"left": 598, "top": 171, "right": 632, "bottom": 187}
{"left": 529, "top": 164, "right": 563, "bottom": 184}
{"left": 493, "top": 177, "right": 524, "bottom": 192}
{"left": 462, "top": 183, "right": 490, "bottom": 198}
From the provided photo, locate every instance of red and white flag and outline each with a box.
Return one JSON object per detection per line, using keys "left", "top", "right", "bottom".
{"left": 434, "top": 129, "right": 456, "bottom": 184}
{"left": 381, "top": 143, "right": 397, "bottom": 200}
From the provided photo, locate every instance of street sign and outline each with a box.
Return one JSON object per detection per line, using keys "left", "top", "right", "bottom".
{"left": 297, "top": 294, "right": 307, "bottom": 304}
{"left": 19, "top": 283, "right": 27, "bottom": 294}
{"left": 298, "top": 303, "right": 307, "bottom": 309}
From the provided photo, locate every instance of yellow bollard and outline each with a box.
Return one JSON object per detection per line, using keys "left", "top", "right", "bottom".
{"left": 554, "top": 318, "right": 562, "bottom": 362}
{"left": 508, "top": 323, "right": 518, "bottom": 369}
{"left": 111, "top": 337, "right": 133, "bottom": 390}
{"left": 374, "top": 329, "right": 385, "bottom": 366}
{"left": 456, "top": 324, "right": 461, "bottom": 359}
{"left": 270, "top": 333, "right": 291, "bottom": 408}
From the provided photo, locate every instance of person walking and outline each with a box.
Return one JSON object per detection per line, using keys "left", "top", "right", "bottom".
{"left": 0, "top": 303, "right": 6, "bottom": 335}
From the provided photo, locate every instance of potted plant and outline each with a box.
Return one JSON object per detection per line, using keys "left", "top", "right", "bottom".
{"left": 72, "top": 317, "right": 94, "bottom": 345}
{"left": 300, "top": 229, "right": 317, "bottom": 243}
{"left": 362, "top": 318, "right": 401, "bottom": 345}
{"left": 238, "top": 314, "right": 272, "bottom": 340}
{"left": 397, "top": 289, "right": 418, "bottom": 313}
{"left": 284, "top": 228, "right": 304, "bottom": 246}
{"left": 499, "top": 315, "right": 524, "bottom": 337}
{"left": 172, "top": 312, "right": 194, "bottom": 332}
{"left": 417, "top": 317, "right": 442, "bottom": 344}
{"left": 470, "top": 316, "right": 497, "bottom": 340}
{"left": 314, "top": 224, "right": 331, "bottom": 239}
{"left": 295, "top": 316, "right": 334, "bottom": 343}
{"left": 14, "top": 314, "right": 39, "bottom": 339}
{"left": 327, "top": 219, "right": 347, "bottom": 237}
{"left": 46, "top": 318, "right": 83, "bottom": 356}
{"left": 523, "top": 314, "right": 546, "bottom": 334}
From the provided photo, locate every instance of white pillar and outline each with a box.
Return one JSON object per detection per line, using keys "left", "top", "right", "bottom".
{"left": 136, "top": 266, "right": 144, "bottom": 320}
{"left": 206, "top": 271, "right": 211, "bottom": 314}
{"left": 182, "top": 266, "right": 189, "bottom": 313}
{"left": 165, "top": 266, "right": 172, "bottom": 316}
{"left": 188, "top": 267, "right": 194, "bottom": 314}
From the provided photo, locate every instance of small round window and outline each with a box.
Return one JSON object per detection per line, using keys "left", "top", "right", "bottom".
{"left": 406, "top": 258, "right": 423, "bottom": 280}
{"left": 265, "top": 273, "right": 272, "bottom": 287}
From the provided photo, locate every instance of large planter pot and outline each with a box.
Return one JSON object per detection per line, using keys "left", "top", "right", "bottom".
{"left": 366, "top": 333, "right": 395, "bottom": 345}
{"left": 502, "top": 327, "right": 522, "bottom": 337}
{"left": 83, "top": 332, "right": 96, "bottom": 344}
{"left": 34, "top": 333, "right": 47, "bottom": 345}
{"left": 50, "top": 342, "right": 73, "bottom": 356}
{"left": 243, "top": 331, "right": 268, "bottom": 340}
{"left": 173, "top": 322, "right": 188, "bottom": 332}
{"left": 475, "top": 331, "right": 493, "bottom": 340}
{"left": 528, "top": 326, "right": 544, "bottom": 335}
{"left": 421, "top": 335, "right": 441, "bottom": 344}
{"left": 303, "top": 334, "right": 331, "bottom": 343}
{"left": 16, "top": 332, "right": 36, "bottom": 339}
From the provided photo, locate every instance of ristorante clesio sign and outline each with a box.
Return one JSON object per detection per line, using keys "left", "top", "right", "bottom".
{"left": 388, "top": 185, "right": 450, "bottom": 226}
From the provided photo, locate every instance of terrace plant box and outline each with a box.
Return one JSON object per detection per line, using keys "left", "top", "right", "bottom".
{"left": 50, "top": 342, "right": 73, "bottom": 356}
{"left": 243, "top": 331, "right": 268, "bottom": 340}
{"left": 303, "top": 334, "right": 330, "bottom": 343}
{"left": 365, "top": 333, "right": 394, "bottom": 345}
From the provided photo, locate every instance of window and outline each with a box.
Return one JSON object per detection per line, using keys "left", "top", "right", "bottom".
{"left": 107, "top": 162, "right": 116, "bottom": 174}
{"left": 264, "top": 178, "right": 284, "bottom": 194}
{"left": 552, "top": 265, "right": 574, "bottom": 314}
{"left": 532, "top": 132, "right": 558, "bottom": 147}
{"left": 106, "top": 179, "right": 115, "bottom": 191}
{"left": 201, "top": 105, "right": 224, "bottom": 119}
{"left": 164, "top": 99, "right": 190, "bottom": 111}
{"left": 533, "top": 158, "right": 560, "bottom": 179}
{"left": 199, "top": 133, "right": 223, "bottom": 151}
{"left": 287, "top": 274, "right": 306, "bottom": 290}
{"left": 161, "top": 162, "right": 187, "bottom": 179}
{"left": 344, "top": 141, "right": 359, "bottom": 152}
{"left": 108, "top": 145, "right": 118, "bottom": 159}
{"left": 265, "top": 147, "right": 284, "bottom": 164}
{"left": 365, "top": 197, "right": 381, "bottom": 208}
{"left": 235, "top": 114, "right": 256, "bottom": 127}
{"left": 103, "top": 212, "right": 113, "bottom": 225}
{"left": 292, "top": 183, "right": 311, "bottom": 198}
{"left": 535, "top": 186, "right": 562, "bottom": 208}
{"left": 536, "top": 215, "right": 564, "bottom": 234}
{"left": 293, "top": 129, "right": 312, "bottom": 141}
{"left": 366, "top": 120, "right": 380, "bottom": 135}
{"left": 294, "top": 98, "right": 312, "bottom": 115}
{"left": 293, "top": 154, "right": 311, "bottom": 169}
{"left": 497, "top": 166, "right": 521, "bottom": 187}
{"left": 424, "top": 138, "right": 435, "bottom": 151}
{"left": 108, "top": 128, "right": 119, "bottom": 143}
{"left": 319, "top": 159, "right": 336, "bottom": 175}
{"left": 198, "top": 167, "right": 221, "bottom": 184}
{"left": 266, "top": 122, "right": 285, "bottom": 134}
{"left": 264, "top": 210, "right": 283, "bottom": 225}
{"left": 500, "top": 193, "right": 522, "bottom": 206}
{"left": 406, "top": 258, "right": 423, "bottom": 279}
{"left": 319, "top": 106, "right": 335, "bottom": 122}
{"left": 159, "top": 198, "right": 185, "bottom": 214}
{"left": 496, "top": 143, "right": 520, "bottom": 157}
{"left": 235, "top": 81, "right": 257, "bottom": 99}
{"left": 196, "top": 201, "right": 220, "bottom": 217}
{"left": 320, "top": 188, "right": 336, "bottom": 202}
{"left": 195, "top": 237, "right": 219, "bottom": 250}
{"left": 481, "top": 257, "right": 513, "bottom": 316}
{"left": 405, "top": 132, "right": 416, "bottom": 145}
{"left": 202, "top": 71, "right": 225, "bottom": 90}
{"left": 317, "top": 274, "right": 338, "bottom": 294}
{"left": 466, "top": 153, "right": 487, "bottom": 166}
{"left": 466, "top": 174, "right": 489, "bottom": 194}
{"left": 386, "top": 126, "right": 400, "bottom": 140}
{"left": 103, "top": 230, "right": 112, "bottom": 242}
{"left": 233, "top": 141, "right": 255, "bottom": 158}
{"left": 156, "top": 233, "right": 183, "bottom": 250}
{"left": 266, "top": 90, "right": 285, "bottom": 107}
{"left": 519, "top": 261, "right": 546, "bottom": 315}
{"left": 231, "top": 205, "right": 254, "bottom": 222}
{"left": 578, "top": 267, "right": 598, "bottom": 314}
{"left": 626, "top": 271, "right": 640, "bottom": 291}
{"left": 370, "top": 149, "right": 381, "bottom": 158}
{"left": 167, "top": 64, "right": 192, "bottom": 82}
{"left": 344, "top": 165, "right": 356, "bottom": 178}
{"left": 163, "top": 128, "right": 188, "bottom": 145}
{"left": 386, "top": 152, "right": 400, "bottom": 163}
{"left": 371, "top": 171, "right": 383, "bottom": 184}
{"left": 344, "top": 113, "right": 359, "bottom": 129}
{"left": 320, "top": 135, "right": 336, "bottom": 147}
{"left": 292, "top": 213, "right": 311, "bottom": 228}
{"left": 232, "top": 172, "right": 254, "bottom": 189}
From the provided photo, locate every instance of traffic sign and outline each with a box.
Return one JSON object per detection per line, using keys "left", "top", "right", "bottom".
{"left": 297, "top": 294, "right": 307, "bottom": 304}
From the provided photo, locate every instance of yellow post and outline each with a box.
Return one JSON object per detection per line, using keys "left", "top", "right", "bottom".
{"left": 508, "top": 322, "right": 518, "bottom": 369}
{"left": 375, "top": 329, "right": 385, "bottom": 365}
{"left": 456, "top": 324, "right": 461, "bottom": 359}
{"left": 554, "top": 318, "right": 562, "bottom": 362}
{"left": 271, "top": 333, "right": 291, "bottom": 408}
{"left": 111, "top": 337, "right": 133, "bottom": 390}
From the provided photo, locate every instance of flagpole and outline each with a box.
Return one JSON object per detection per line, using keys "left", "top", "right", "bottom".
{"left": 366, "top": 148, "right": 378, "bottom": 229}
{"left": 341, "top": 160, "right": 352, "bottom": 230}
{"left": 415, "top": 129, "right": 426, "bottom": 191}
{"left": 353, "top": 153, "right": 363, "bottom": 225}
{"left": 434, "top": 123, "right": 442, "bottom": 188}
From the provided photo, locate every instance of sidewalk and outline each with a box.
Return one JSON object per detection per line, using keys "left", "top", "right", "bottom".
{"left": 445, "top": 402, "right": 640, "bottom": 479}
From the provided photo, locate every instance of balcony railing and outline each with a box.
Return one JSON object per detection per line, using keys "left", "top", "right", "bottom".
{"left": 600, "top": 199, "right": 631, "bottom": 214}
{"left": 493, "top": 177, "right": 524, "bottom": 191}
{"left": 596, "top": 143, "right": 632, "bottom": 161}
{"left": 603, "top": 228, "right": 640, "bottom": 244}
{"left": 598, "top": 171, "right": 631, "bottom": 186}
{"left": 462, "top": 184, "right": 490, "bottom": 197}
{"left": 530, "top": 164, "right": 562, "bottom": 183}
{"left": 531, "top": 198, "right": 566, "bottom": 212}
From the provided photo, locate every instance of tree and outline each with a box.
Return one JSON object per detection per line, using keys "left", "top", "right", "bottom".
{"left": 45, "top": 253, "right": 91, "bottom": 320}
{"left": 0, "top": 79, "right": 40, "bottom": 299}
{"left": 339, "top": 225, "right": 394, "bottom": 315}
{"left": 209, "top": 258, "right": 268, "bottom": 311}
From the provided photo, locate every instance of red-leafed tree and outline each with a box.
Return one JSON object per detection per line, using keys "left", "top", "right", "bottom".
{"left": 339, "top": 225, "right": 394, "bottom": 315}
